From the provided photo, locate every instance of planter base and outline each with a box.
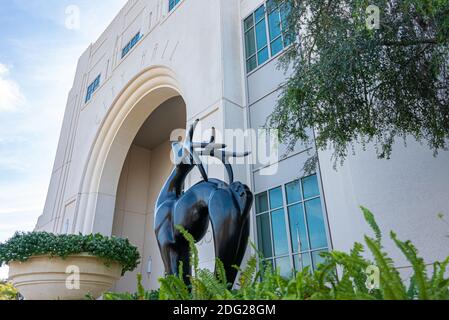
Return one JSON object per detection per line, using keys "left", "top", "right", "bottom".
{"left": 9, "top": 254, "right": 122, "bottom": 300}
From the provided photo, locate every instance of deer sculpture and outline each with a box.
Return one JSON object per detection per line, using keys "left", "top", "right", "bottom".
{"left": 154, "top": 119, "right": 253, "bottom": 286}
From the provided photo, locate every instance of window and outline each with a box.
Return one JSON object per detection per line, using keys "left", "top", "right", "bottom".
{"left": 256, "top": 174, "right": 329, "bottom": 277}
{"left": 85, "top": 74, "right": 101, "bottom": 103}
{"left": 244, "top": 1, "right": 294, "bottom": 73}
{"left": 121, "top": 32, "right": 142, "bottom": 59}
{"left": 169, "top": 0, "right": 181, "bottom": 12}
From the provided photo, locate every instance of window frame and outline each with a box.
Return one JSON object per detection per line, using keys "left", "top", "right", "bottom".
{"left": 121, "top": 32, "right": 142, "bottom": 59}
{"left": 85, "top": 74, "right": 101, "bottom": 104}
{"left": 255, "top": 174, "right": 330, "bottom": 275}
{"left": 243, "top": 0, "right": 295, "bottom": 74}
{"left": 169, "top": 0, "right": 181, "bottom": 12}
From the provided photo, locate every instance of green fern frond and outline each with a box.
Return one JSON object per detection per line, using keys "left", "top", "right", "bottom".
{"left": 239, "top": 256, "right": 257, "bottom": 289}
{"left": 175, "top": 225, "right": 199, "bottom": 275}
{"left": 215, "top": 258, "right": 228, "bottom": 287}
{"left": 361, "top": 206, "right": 382, "bottom": 243}
{"left": 391, "top": 232, "right": 429, "bottom": 300}
{"left": 365, "top": 236, "right": 407, "bottom": 300}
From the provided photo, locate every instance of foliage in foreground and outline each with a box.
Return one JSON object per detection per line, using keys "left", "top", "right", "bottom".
{"left": 0, "top": 232, "right": 141, "bottom": 275}
{"left": 102, "top": 274, "right": 160, "bottom": 301}
{"left": 107, "top": 207, "right": 449, "bottom": 300}
{"left": 0, "top": 281, "right": 19, "bottom": 301}
{"left": 270, "top": 0, "right": 449, "bottom": 167}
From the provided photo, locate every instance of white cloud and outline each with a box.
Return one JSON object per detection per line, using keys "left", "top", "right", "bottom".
{"left": 0, "top": 3, "right": 129, "bottom": 282}
{"left": 0, "top": 64, "right": 25, "bottom": 112}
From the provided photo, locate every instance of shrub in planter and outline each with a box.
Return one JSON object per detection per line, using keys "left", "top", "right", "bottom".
{"left": 0, "top": 232, "right": 140, "bottom": 300}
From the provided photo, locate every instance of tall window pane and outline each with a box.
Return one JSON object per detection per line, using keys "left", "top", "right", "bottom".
{"left": 280, "top": 2, "right": 291, "bottom": 31}
{"left": 269, "top": 187, "right": 283, "bottom": 209}
{"left": 268, "top": 9, "right": 282, "bottom": 41}
{"left": 255, "top": 5, "right": 265, "bottom": 22}
{"left": 257, "top": 47, "right": 269, "bottom": 65}
{"left": 276, "top": 256, "right": 292, "bottom": 278}
{"left": 305, "top": 198, "right": 328, "bottom": 249}
{"left": 270, "top": 36, "right": 284, "bottom": 56}
{"left": 312, "top": 250, "right": 328, "bottom": 269}
{"left": 303, "top": 175, "right": 320, "bottom": 199}
{"left": 169, "top": 0, "right": 180, "bottom": 12}
{"left": 286, "top": 180, "right": 301, "bottom": 204}
{"left": 245, "top": 28, "right": 256, "bottom": 58}
{"left": 294, "top": 253, "right": 312, "bottom": 271}
{"left": 244, "top": 15, "right": 254, "bottom": 31}
{"left": 256, "top": 192, "right": 269, "bottom": 213}
{"left": 257, "top": 213, "right": 273, "bottom": 258}
{"left": 271, "top": 209, "right": 289, "bottom": 256}
{"left": 255, "top": 20, "right": 268, "bottom": 50}
{"left": 288, "top": 204, "right": 309, "bottom": 252}
{"left": 247, "top": 56, "right": 257, "bottom": 73}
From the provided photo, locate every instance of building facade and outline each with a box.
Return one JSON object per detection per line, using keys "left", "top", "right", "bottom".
{"left": 36, "top": 0, "right": 449, "bottom": 292}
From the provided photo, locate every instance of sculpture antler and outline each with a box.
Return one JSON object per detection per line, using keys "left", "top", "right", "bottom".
{"left": 200, "top": 149, "right": 251, "bottom": 184}
{"left": 182, "top": 120, "right": 226, "bottom": 182}
{"left": 177, "top": 120, "right": 250, "bottom": 184}
{"left": 195, "top": 125, "right": 251, "bottom": 184}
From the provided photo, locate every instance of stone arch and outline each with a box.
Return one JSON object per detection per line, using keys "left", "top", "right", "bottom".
{"left": 75, "top": 66, "right": 184, "bottom": 235}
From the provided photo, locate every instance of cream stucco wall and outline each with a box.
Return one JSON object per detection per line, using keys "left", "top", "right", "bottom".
{"left": 111, "top": 142, "right": 172, "bottom": 292}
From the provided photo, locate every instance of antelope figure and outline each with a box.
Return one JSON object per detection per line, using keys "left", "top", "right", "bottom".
{"left": 154, "top": 120, "right": 253, "bottom": 286}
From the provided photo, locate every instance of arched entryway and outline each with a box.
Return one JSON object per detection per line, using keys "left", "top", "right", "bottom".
{"left": 112, "top": 96, "right": 186, "bottom": 291}
{"left": 74, "top": 66, "right": 186, "bottom": 291}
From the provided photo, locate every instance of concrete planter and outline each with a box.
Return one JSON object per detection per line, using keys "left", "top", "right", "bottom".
{"left": 8, "top": 254, "right": 122, "bottom": 300}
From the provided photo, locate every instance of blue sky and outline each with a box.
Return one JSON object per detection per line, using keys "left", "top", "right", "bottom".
{"left": 0, "top": 0, "right": 128, "bottom": 279}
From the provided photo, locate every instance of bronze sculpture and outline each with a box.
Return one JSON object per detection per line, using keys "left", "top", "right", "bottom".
{"left": 154, "top": 120, "right": 253, "bottom": 286}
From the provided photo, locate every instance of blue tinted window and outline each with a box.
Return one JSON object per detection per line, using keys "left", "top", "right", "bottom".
{"left": 256, "top": 192, "right": 269, "bottom": 213}
{"left": 269, "top": 187, "right": 283, "bottom": 209}
{"left": 246, "top": 56, "right": 257, "bottom": 73}
{"left": 255, "top": 20, "right": 267, "bottom": 50}
{"left": 255, "top": 173, "right": 328, "bottom": 275}
{"left": 245, "top": 28, "right": 256, "bottom": 58}
{"left": 288, "top": 204, "right": 309, "bottom": 252}
{"left": 305, "top": 198, "right": 328, "bottom": 249}
{"left": 283, "top": 31, "right": 295, "bottom": 47}
{"left": 244, "top": 15, "right": 254, "bottom": 31}
{"left": 243, "top": 1, "right": 295, "bottom": 74}
{"left": 312, "top": 250, "right": 328, "bottom": 269}
{"left": 257, "top": 213, "right": 273, "bottom": 258}
{"left": 275, "top": 256, "right": 293, "bottom": 278}
{"left": 303, "top": 175, "right": 320, "bottom": 199}
{"left": 270, "top": 36, "right": 284, "bottom": 56}
{"left": 294, "top": 253, "right": 312, "bottom": 271}
{"left": 254, "top": 5, "right": 265, "bottom": 22}
{"left": 280, "top": 2, "right": 291, "bottom": 31}
{"left": 268, "top": 9, "right": 282, "bottom": 40}
{"left": 257, "top": 47, "right": 269, "bottom": 65}
{"left": 122, "top": 32, "right": 142, "bottom": 58}
{"left": 271, "top": 209, "right": 289, "bottom": 256}
{"left": 286, "top": 180, "right": 301, "bottom": 204}
{"left": 169, "top": 0, "right": 181, "bottom": 12}
{"left": 85, "top": 74, "right": 101, "bottom": 103}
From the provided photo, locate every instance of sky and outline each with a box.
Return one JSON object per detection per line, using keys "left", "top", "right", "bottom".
{"left": 0, "top": 0, "right": 128, "bottom": 280}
